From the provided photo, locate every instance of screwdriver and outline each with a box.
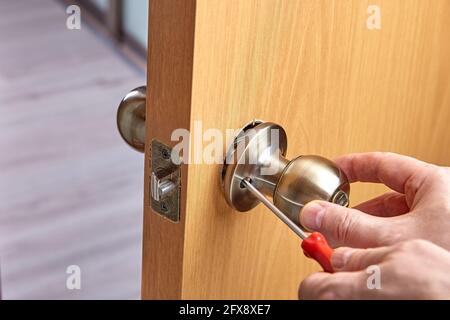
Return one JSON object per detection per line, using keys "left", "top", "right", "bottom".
{"left": 241, "top": 178, "right": 334, "bottom": 273}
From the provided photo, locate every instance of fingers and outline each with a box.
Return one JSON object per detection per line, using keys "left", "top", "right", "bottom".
{"left": 300, "top": 201, "right": 394, "bottom": 248}
{"left": 300, "top": 247, "right": 391, "bottom": 300}
{"left": 299, "top": 271, "right": 366, "bottom": 300}
{"left": 331, "top": 246, "right": 392, "bottom": 272}
{"left": 354, "top": 191, "right": 409, "bottom": 217}
{"left": 334, "top": 152, "right": 430, "bottom": 197}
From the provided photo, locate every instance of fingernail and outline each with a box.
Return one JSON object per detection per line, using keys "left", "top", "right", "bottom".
{"left": 300, "top": 201, "right": 326, "bottom": 230}
{"left": 332, "top": 248, "right": 353, "bottom": 270}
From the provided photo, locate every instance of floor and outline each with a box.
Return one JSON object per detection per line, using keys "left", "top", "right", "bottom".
{"left": 0, "top": 0, "right": 145, "bottom": 299}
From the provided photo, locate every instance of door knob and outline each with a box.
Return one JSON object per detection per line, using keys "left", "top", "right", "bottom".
{"left": 116, "top": 86, "right": 146, "bottom": 153}
{"left": 221, "top": 121, "right": 350, "bottom": 230}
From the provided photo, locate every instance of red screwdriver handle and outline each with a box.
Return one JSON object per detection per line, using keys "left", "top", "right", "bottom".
{"left": 301, "top": 232, "right": 334, "bottom": 273}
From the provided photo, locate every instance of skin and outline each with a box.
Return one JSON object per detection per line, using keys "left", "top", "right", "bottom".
{"left": 298, "top": 152, "right": 450, "bottom": 299}
{"left": 300, "top": 240, "right": 450, "bottom": 300}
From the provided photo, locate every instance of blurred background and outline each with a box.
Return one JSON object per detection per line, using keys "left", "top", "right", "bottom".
{"left": 0, "top": 0, "right": 148, "bottom": 299}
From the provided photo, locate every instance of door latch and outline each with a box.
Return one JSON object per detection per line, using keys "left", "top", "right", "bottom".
{"left": 150, "top": 139, "right": 181, "bottom": 222}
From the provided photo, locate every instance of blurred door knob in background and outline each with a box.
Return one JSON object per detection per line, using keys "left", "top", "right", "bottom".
{"left": 116, "top": 86, "right": 146, "bottom": 153}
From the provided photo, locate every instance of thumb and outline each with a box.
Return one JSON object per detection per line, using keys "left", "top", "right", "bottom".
{"left": 300, "top": 201, "right": 388, "bottom": 248}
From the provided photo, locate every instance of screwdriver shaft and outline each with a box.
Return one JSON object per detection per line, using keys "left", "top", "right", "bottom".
{"left": 241, "top": 178, "right": 308, "bottom": 240}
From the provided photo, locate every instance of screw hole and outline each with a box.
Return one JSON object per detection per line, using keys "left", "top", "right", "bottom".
{"left": 332, "top": 190, "right": 349, "bottom": 207}
{"left": 240, "top": 178, "right": 251, "bottom": 189}
{"left": 161, "top": 149, "right": 171, "bottom": 160}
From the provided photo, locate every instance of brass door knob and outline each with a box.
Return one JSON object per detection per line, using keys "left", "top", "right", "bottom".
{"left": 221, "top": 121, "right": 350, "bottom": 230}
{"left": 116, "top": 86, "right": 146, "bottom": 153}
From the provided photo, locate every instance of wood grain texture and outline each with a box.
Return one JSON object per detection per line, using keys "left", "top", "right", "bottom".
{"left": 141, "top": 0, "right": 196, "bottom": 299}
{"left": 179, "top": 0, "right": 450, "bottom": 299}
{"left": 0, "top": 0, "right": 145, "bottom": 299}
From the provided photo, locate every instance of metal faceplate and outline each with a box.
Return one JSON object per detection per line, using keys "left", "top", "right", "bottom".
{"left": 150, "top": 139, "right": 180, "bottom": 222}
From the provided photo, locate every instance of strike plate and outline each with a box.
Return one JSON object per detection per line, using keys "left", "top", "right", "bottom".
{"left": 150, "top": 139, "right": 180, "bottom": 222}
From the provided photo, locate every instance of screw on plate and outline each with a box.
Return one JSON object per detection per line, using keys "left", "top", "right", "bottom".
{"left": 161, "top": 148, "right": 171, "bottom": 160}
{"left": 160, "top": 202, "right": 168, "bottom": 212}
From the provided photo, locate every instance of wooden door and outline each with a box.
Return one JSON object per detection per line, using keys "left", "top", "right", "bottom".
{"left": 142, "top": 0, "right": 450, "bottom": 299}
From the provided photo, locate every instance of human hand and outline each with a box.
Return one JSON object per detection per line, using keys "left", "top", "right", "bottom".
{"left": 299, "top": 239, "right": 450, "bottom": 300}
{"left": 299, "top": 152, "right": 450, "bottom": 250}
